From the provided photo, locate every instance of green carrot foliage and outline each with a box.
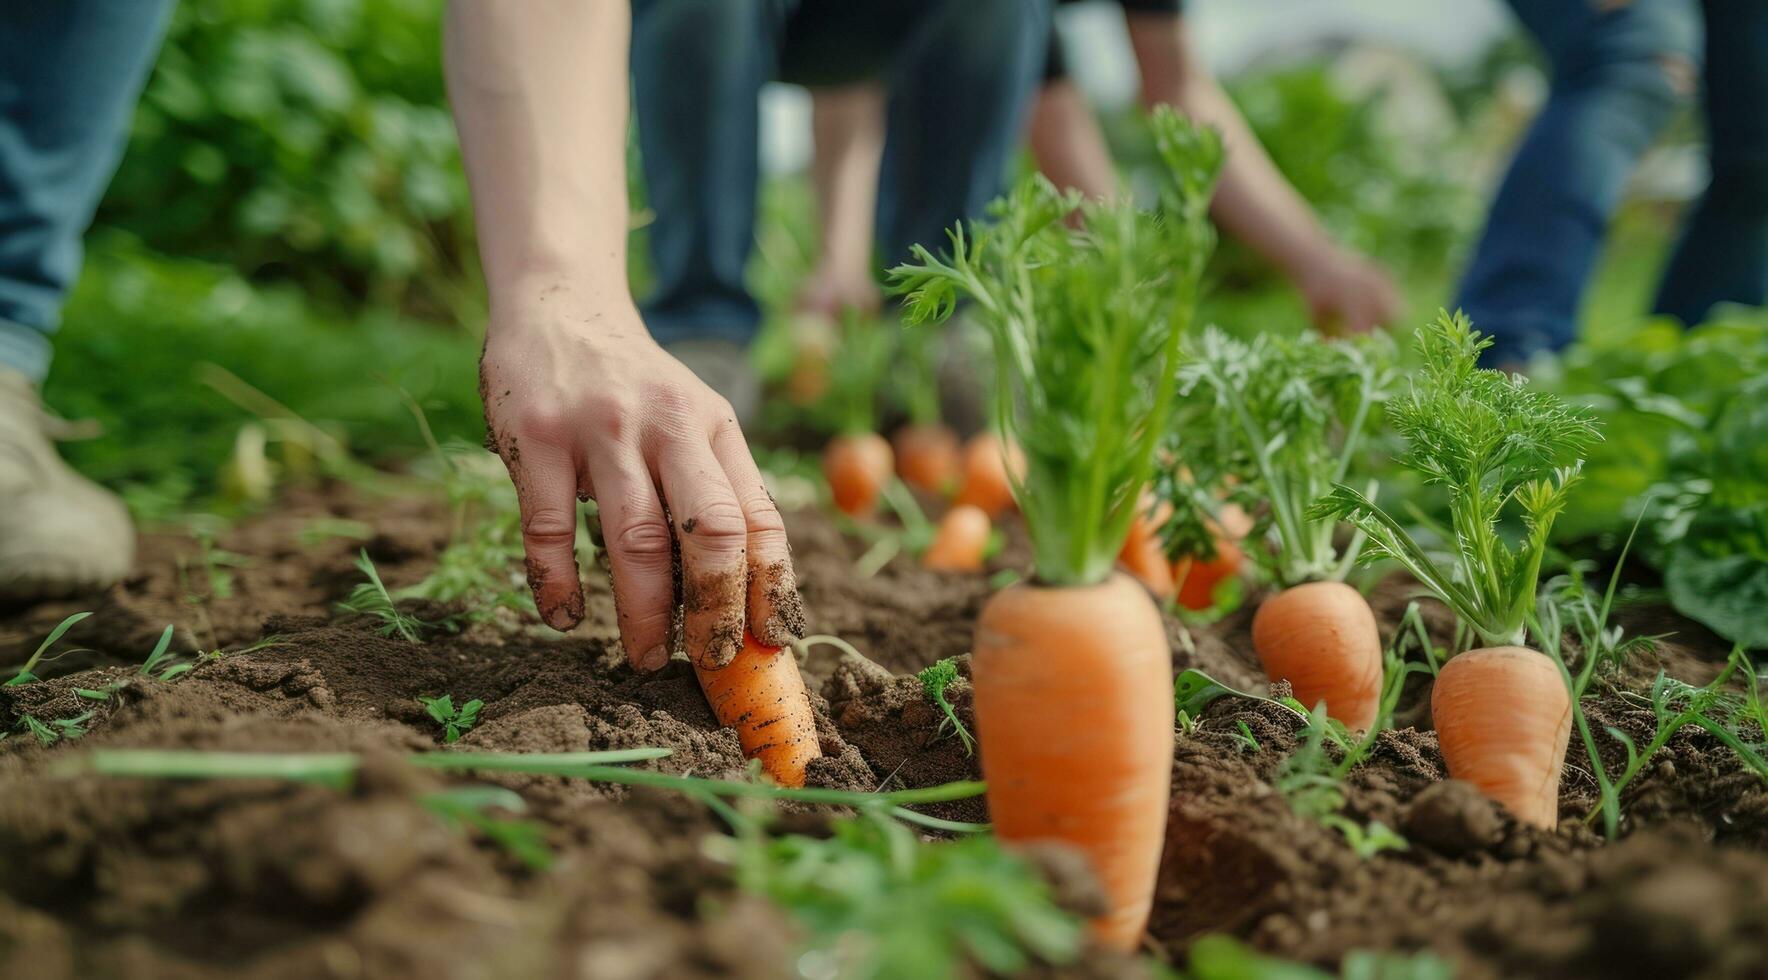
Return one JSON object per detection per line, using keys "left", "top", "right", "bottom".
{"left": 890, "top": 107, "right": 1222, "bottom": 586}
{"left": 1164, "top": 328, "right": 1394, "bottom": 586}
{"left": 1311, "top": 311, "right": 1600, "bottom": 646}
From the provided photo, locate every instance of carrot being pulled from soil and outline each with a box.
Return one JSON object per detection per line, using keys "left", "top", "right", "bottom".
{"left": 922, "top": 504, "right": 991, "bottom": 572}
{"left": 892, "top": 107, "right": 1222, "bottom": 950}
{"left": 1312, "top": 311, "right": 1600, "bottom": 827}
{"left": 694, "top": 631, "right": 821, "bottom": 787}
{"left": 1163, "top": 329, "right": 1394, "bottom": 727}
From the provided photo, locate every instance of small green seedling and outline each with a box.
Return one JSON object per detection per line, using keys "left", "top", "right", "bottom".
{"left": 1231, "top": 720, "right": 1261, "bottom": 754}
{"left": 1174, "top": 668, "right": 1309, "bottom": 723}
{"left": 918, "top": 658, "right": 976, "bottom": 756}
{"left": 1321, "top": 816, "right": 1410, "bottom": 859}
{"left": 5, "top": 611, "right": 92, "bottom": 686}
{"left": 419, "top": 694, "right": 483, "bottom": 743}
{"left": 339, "top": 549, "right": 444, "bottom": 642}
{"left": 15, "top": 710, "right": 98, "bottom": 746}
{"left": 139, "top": 625, "right": 194, "bottom": 681}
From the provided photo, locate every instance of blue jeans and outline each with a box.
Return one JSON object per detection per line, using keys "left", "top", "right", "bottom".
{"left": 631, "top": 0, "right": 1052, "bottom": 346}
{"left": 1458, "top": 0, "right": 1768, "bottom": 363}
{"left": 0, "top": 0, "right": 175, "bottom": 382}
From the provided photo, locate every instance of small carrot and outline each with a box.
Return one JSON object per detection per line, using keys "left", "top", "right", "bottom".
{"left": 823, "top": 432, "right": 894, "bottom": 518}
{"left": 1171, "top": 503, "right": 1250, "bottom": 611}
{"left": 952, "top": 432, "right": 1025, "bottom": 518}
{"left": 694, "top": 631, "right": 821, "bottom": 787}
{"left": 1251, "top": 581, "right": 1383, "bottom": 730}
{"left": 922, "top": 504, "right": 991, "bottom": 572}
{"left": 892, "top": 423, "right": 962, "bottom": 495}
{"left": 1431, "top": 645, "right": 1571, "bottom": 829}
{"left": 972, "top": 573, "right": 1173, "bottom": 951}
{"left": 1117, "top": 494, "right": 1175, "bottom": 600}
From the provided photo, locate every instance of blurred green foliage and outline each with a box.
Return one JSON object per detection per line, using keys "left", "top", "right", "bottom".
{"left": 1223, "top": 67, "right": 1476, "bottom": 280}
{"left": 1539, "top": 308, "right": 1768, "bottom": 647}
{"left": 98, "top": 0, "right": 474, "bottom": 316}
{"left": 44, "top": 235, "right": 482, "bottom": 523}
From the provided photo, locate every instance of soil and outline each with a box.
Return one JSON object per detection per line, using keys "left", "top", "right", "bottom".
{"left": 2, "top": 480, "right": 1764, "bottom": 979}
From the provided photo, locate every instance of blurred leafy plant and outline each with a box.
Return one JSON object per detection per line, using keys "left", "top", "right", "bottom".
{"left": 1538, "top": 309, "right": 1768, "bottom": 647}
{"left": 717, "top": 813, "right": 1082, "bottom": 980}
{"left": 101, "top": 0, "right": 472, "bottom": 314}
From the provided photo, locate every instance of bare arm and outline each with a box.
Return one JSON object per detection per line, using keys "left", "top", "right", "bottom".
{"left": 1128, "top": 14, "right": 1400, "bottom": 333}
{"left": 445, "top": 1, "right": 803, "bottom": 666}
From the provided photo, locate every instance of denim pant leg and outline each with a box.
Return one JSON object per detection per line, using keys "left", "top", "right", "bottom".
{"left": 875, "top": 0, "right": 1053, "bottom": 269}
{"left": 631, "top": 0, "right": 796, "bottom": 348}
{"left": 0, "top": 0, "right": 174, "bottom": 381}
{"left": 1652, "top": 0, "right": 1768, "bottom": 324}
{"left": 1456, "top": 0, "right": 1702, "bottom": 363}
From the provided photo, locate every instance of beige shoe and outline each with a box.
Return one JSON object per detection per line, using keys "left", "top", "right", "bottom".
{"left": 0, "top": 368, "right": 135, "bottom": 601}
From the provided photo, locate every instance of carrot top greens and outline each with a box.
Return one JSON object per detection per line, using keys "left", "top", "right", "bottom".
{"left": 1311, "top": 311, "right": 1601, "bottom": 647}
{"left": 1163, "top": 328, "right": 1394, "bottom": 588}
{"left": 890, "top": 107, "right": 1222, "bottom": 587}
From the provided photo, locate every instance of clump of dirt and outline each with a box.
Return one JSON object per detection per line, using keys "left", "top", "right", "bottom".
{"left": 822, "top": 652, "right": 986, "bottom": 824}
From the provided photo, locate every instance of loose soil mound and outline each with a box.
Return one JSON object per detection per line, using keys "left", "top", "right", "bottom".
{"left": 2, "top": 483, "right": 1763, "bottom": 978}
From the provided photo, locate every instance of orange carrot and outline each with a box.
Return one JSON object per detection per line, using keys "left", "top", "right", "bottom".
{"left": 1171, "top": 503, "right": 1251, "bottom": 611}
{"left": 1117, "top": 494, "right": 1175, "bottom": 600}
{"left": 823, "top": 432, "right": 894, "bottom": 517}
{"left": 973, "top": 573, "right": 1174, "bottom": 950}
{"left": 1251, "top": 581, "right": 1383, "bottom": 730}
{"left": 1431, "top": 646, "right": 1571, "bottom": 829}
{"left": 694, "top": 631, "right": 821, "bottom": 787}
{"left": 952, "top": 432, "right": 1025, "bottom": 518}
{"left": 892, "top": 423, "right": 962, "bottom": 495}
{"left": 922, "top": 504, "right": 991, "bottom": 572}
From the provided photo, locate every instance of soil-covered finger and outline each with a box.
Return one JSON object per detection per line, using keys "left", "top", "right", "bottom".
{"left": 710, "top": 423, "right": 806, "bottom": 648}
{"left": 749, "top": 558, "right": 806, "bottom": 648}
{"left": 497, "top": 440, "right": 586, "bottom": 632}
{"left": 587, "top": 457, "right": 676, "bottom": 670}
{"left": 658, "top": 447, "right": 750, "bottom": 669}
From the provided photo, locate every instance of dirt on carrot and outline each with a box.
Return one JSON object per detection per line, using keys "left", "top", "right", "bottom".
{"left": 2, "top": 484, "right": 1765, "bottom": 978}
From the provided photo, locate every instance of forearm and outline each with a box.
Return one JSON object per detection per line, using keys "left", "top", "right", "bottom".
{"left": 809, "top": 84, "right": 885, "bottom": 276}
{"left": 1128, "top": 14, "right": 1336, "bottom": 281}
{"left": 445, "top": 0, "right": 632, "bottom": 309}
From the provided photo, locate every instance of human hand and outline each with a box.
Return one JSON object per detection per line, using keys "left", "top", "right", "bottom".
{"left": 479, "top": 285, "right": 805, "bottom": 670}
{"left": 1295, "top": 249, "right": 1402, "bottom": 337}
{"left": 794, "top": 264, "right": 882, "bottom": 320}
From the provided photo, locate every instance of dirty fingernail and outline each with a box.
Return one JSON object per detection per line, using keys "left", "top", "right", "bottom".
{"left": 639, "top": 645, "right": 669, "bottom": 672}
{"left": 706, "top": 638, "right": 738, "bottom": 669}
{"left": 757, "top": 614, "right": 797, "bottom": 648}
